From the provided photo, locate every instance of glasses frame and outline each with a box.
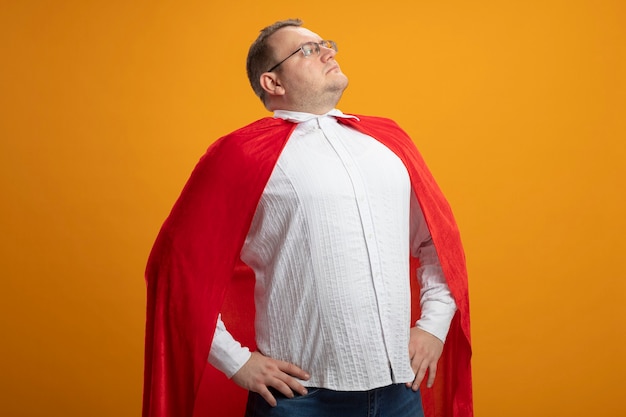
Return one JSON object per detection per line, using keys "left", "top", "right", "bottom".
{"left": 266, "top": 40, "right": 337, "bottom": 73}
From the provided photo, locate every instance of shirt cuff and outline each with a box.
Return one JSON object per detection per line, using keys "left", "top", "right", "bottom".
{"left": 415, "top": 264, "right": 457, "bottom": 342}
{"left": 416, "top": 299, "right": 457, "bottom": 342}
{"left": 207, "top": 316, "right": 252, "bottom": 378}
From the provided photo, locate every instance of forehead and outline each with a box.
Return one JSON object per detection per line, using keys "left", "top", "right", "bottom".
{"left": 269, "top": 26, "right": 322, "bottom": 53}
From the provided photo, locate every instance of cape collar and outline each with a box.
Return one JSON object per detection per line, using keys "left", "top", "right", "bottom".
{"left": 273, "top": 108, "right": 361, "bottom": 123}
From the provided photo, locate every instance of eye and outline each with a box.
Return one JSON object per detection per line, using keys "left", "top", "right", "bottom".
{"left": 301, "top": 43, "right": 316, "bottom": 57}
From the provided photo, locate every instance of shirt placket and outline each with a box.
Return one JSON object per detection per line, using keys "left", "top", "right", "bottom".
{"left": 316, "top": 118, "right": 393, "bottom": 363}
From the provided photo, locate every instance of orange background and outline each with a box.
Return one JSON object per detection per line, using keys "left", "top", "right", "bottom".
{"left": 1, "top": 1, "right": 625, "bottom": 416}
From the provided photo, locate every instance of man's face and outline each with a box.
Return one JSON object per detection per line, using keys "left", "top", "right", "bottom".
{"left": 267, "top": 26, "right": 349, "bottom": 113}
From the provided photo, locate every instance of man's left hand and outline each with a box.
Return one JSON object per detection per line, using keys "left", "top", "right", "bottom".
{"left": 406, "top": 327, "right": 444, "bottom": 391}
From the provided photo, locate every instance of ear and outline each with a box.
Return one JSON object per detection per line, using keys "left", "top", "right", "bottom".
{"left": 260, "top": 72, "right": 285, "bottom": 97}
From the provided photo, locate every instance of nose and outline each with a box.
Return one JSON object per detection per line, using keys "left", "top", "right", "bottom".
{"left": 320, "top": 45, "right": 336, "bottom": 62}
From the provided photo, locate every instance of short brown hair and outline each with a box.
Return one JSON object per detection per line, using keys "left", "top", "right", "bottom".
{"left": 246, "top": 19, "right": 303, "bottom": 104}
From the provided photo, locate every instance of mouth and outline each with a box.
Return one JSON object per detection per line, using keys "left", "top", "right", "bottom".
{"left": 326, "top": 64, "right": 340, "bottom": 74}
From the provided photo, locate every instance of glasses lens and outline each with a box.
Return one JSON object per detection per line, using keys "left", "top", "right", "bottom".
{"left": 321, "top": 40, "right": 337, "bottom": 51}
{"left": 301, "top": 42, "right": 318, "bottom": 57}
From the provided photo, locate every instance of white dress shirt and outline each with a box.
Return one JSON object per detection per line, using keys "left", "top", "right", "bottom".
{"left": 208, "top": 109, "right": 456, "bottom": 391}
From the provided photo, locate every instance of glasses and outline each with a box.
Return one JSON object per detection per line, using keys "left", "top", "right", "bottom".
{"left": 267, "top": 40, "right": 338, "bottom": 72}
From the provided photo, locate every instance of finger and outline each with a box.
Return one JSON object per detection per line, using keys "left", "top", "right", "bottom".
{"left": 278, "top": 360, "right": 310, "bottom": 380}
{"left": 283, "top": 376, "right": 308, "bottom": 396}
{"left": 275, "top": 361, "right": 310, "bottom": 395}
{"left": 270, "top": 378, "right": 297, "bottom": 399}
{"left": 426, "top": 363, "right": 437, "bottom": 388}
{"left": 410, "top": 375, "right": 419, "bottom": 390}
{"left": 274, "top": 370, "right": 308, "bottom": 396}
{"left": 412, "top": 362, "right": 428, "bottom": 391}
{"left": 257, "top": 386, "right": 278, "bottom": 407}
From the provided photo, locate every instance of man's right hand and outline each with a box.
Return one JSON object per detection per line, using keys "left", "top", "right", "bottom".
{"left": 231, "top": 351, "right": 310, "bottom": 407}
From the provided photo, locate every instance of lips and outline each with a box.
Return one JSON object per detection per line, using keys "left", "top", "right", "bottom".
{"left": 326, "top": 64, "right": 340, "bottom": 74}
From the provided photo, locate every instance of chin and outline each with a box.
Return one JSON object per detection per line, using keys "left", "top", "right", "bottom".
{"left": 337, "top": 76, "right": 349, "bottom": 91}
{"left": 329, "top": 71, "right": 348, "bottom": 85}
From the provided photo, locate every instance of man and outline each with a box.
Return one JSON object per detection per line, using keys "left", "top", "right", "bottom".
{"left": 143, "top": 19, "right": 472, "bottom": 417}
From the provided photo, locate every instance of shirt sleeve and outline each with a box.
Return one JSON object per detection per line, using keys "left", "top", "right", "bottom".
{"left": 207, "top": 314, "right": 252, "bottom": 378}
{"left": 410, "top": 191, "right": 457, "bottom": 342}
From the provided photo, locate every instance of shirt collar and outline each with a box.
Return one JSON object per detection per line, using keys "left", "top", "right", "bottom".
{"left": 273, "top": 109, "right": 360, "bottom": 123}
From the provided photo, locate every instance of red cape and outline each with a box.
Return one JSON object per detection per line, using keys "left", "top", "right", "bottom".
{"left": 143, "top": 115, "right": 473, "bottom": 417}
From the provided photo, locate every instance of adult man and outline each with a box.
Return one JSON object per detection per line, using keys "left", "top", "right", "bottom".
{"left": 143, "top": 19, "right": 472, "bottom": 417}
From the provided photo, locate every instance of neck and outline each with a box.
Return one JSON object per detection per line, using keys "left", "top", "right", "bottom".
{"left": 268, "top": 93, "right": 342, "bottom": 115}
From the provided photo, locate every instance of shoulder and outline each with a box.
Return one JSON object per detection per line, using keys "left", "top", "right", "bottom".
{"left": 346, "top": 114, "right": 402, "bottom": 128}
{"left": 213, "top": 117, "right": 292, "bottom": 147}
{"left": 342, "top": 114, "right": 409, "bottom": 136}
{"left": 340, "top": 114, "right": 413, "bottom": 145}
{"left": 188, "top": 117, "right": 295, "bottom": 179}
{"left": 227, "top": 117, "right": 293, "bottom": 138}
{"left": 202, "top": 117, "right": 293, "bottom": 159}
{"left": 350, "top": 114, "right": 398, "bottom": 124}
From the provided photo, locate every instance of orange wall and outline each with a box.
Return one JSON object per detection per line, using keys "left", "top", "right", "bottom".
{"left": 1, "top": 1, "right": 624, "bottom": 416}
